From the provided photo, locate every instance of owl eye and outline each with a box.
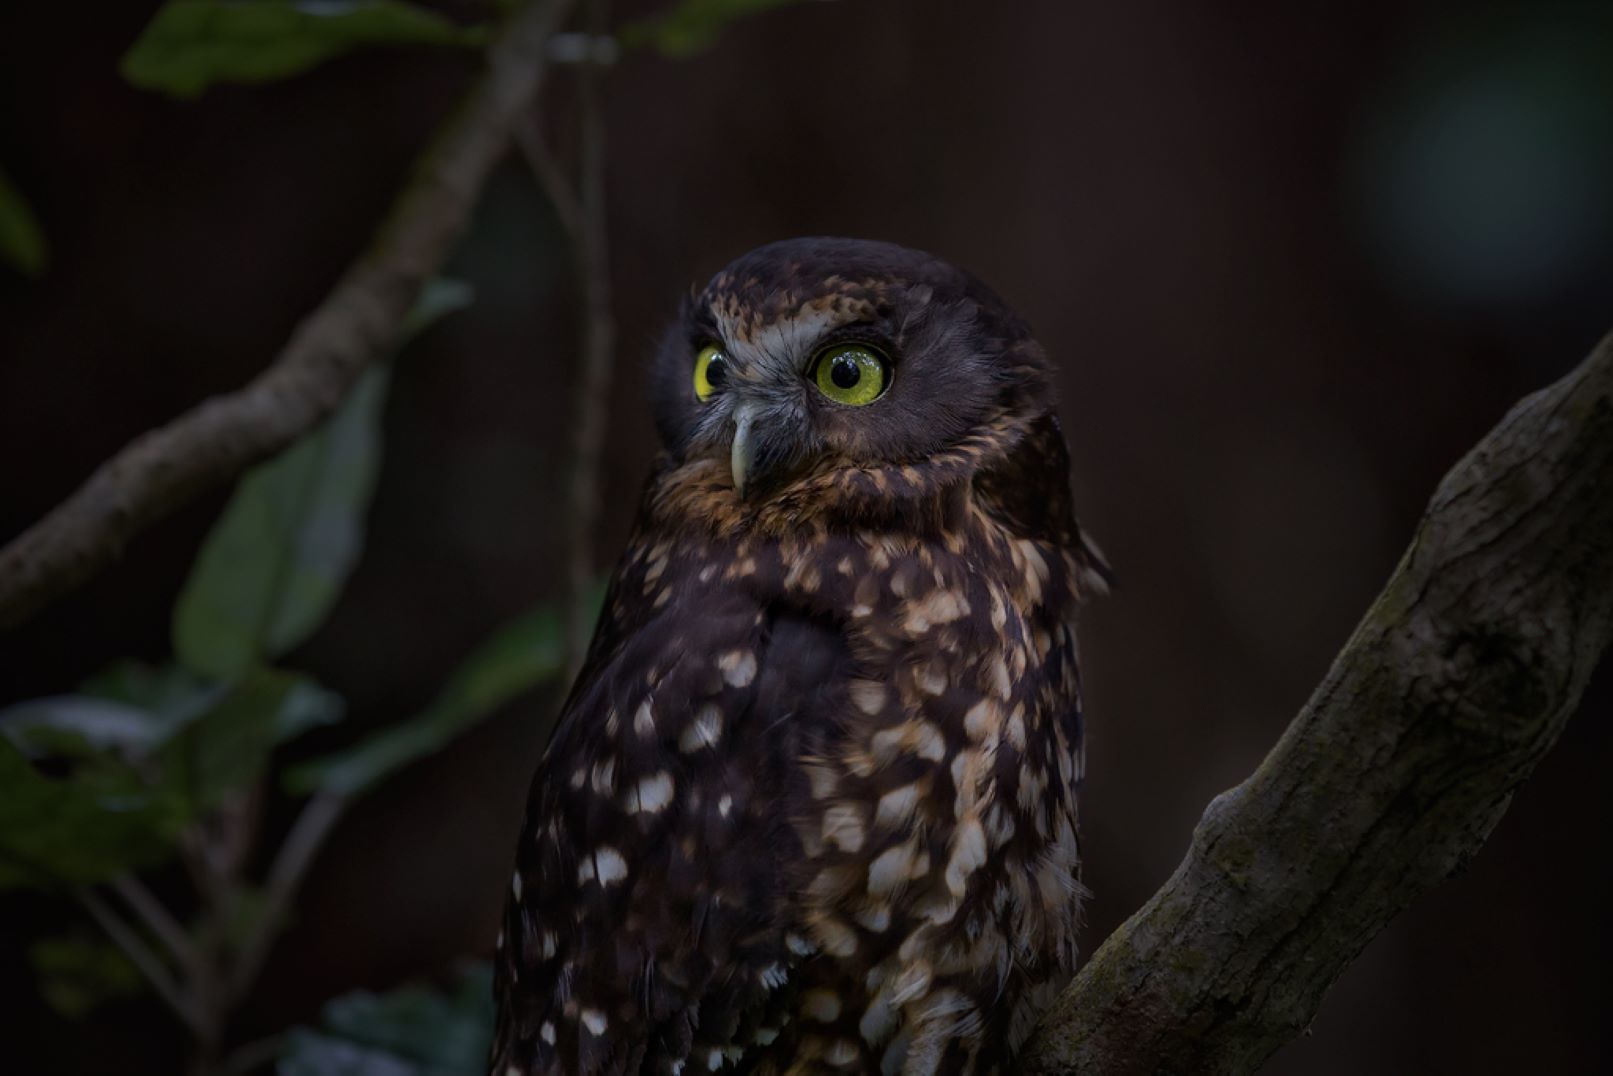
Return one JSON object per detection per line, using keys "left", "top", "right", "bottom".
{"left": 693, "top": 345, "right": 729, "bottom": 402}
{"left": 811, "top": 345, "right": 890, "bottom": 406}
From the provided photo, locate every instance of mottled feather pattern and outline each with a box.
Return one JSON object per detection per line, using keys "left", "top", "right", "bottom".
{"left": 493, "top": 238, "right": 1107, "bottom": 1075}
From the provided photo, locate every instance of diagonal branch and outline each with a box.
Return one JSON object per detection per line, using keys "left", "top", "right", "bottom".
{"left": 76, "top": 885, "right": 202, "bottom": 1035}
{"left": 562, "top": 0, "right": 616, "bottom": 670}
{"left": 228, "top": 791, "right": 348, "bottom": 1000}
{"left": 0, "top": 0, "right": 577, "bottom": 630}
{"left": 1023, "top": 331, "right": 1613, "bottom": 1072}
{"left": 111, "top": 873, "right": 199, "bottom": 977}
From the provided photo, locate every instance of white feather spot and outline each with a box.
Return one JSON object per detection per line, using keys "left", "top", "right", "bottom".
{"left": 718, "top": 649, "right": 758, "bottom": 687}
{"left": 594, "top": 846, "right": 628, "bottom": 886}
{"left": 849, "top": 679, "right": 887, "bottom": 715}
{"left": 803, "top": 989, "right": 842, "bottom": 1022}
{"left": 628, "top": 771, "right": 675, "bottom": 814}
{"left": 679, "top": 704, "right": 723, "bottom": 753}
{"left": 874, "top": 783, "right": 921, "bottom": 829}
{"left": 821, "top": 803, "right": 866, "bottom": 852}
{"left": 945, "top": 817, "right": 988, "bottom": 897}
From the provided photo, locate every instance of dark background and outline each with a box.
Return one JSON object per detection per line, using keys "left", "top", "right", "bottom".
{"left": 3, "top": 1, "right": 1611, "bottom": 1072}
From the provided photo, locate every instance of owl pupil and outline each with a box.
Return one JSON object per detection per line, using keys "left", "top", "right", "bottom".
{"left": 830, "top": 356, "right": 860, "bottom": 389}
{"left": 706, "top": 356, "right": 727, "bottom": 386}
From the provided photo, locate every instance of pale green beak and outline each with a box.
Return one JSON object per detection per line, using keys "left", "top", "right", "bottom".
{"left": 730, "top": 403, "right": 758, "bottom": 498}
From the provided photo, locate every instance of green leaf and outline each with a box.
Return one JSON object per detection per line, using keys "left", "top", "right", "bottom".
{"left": 275, "top": 675, "right": 347, "bottom": 743}
{"left": 0, "top": 695, "right": 170, "bottom": 764}
{"left": 0, "top": 165, "right": 48, "bottom": 277}
{"left": 0, "top": 666, "right": 341, "bottom": 889}
{"left": 30, "top": 931, "right": 144, "bottom": 1020}
{"left": 279, "top": 1033, "right": 419, "bottom": 1076}
{"left": 278, "top": 964, "right": 493, "bottom": 1076}
{"left": 400, "top": 277, "right": 476, "bottom": 339}
{"left": 171, "top": 279, "right": 469, "bottom": 681}
{"left": 286, "top": 605, "right": 567, "bottom": 797}
{"left": 0, "top": 738, "right": 183, "bottom": 890}
{"left": 172, "top": 365, "right": 391, "bottom": 680}
{"left": 619, "top": 0, "right": 820, "bottom": 58}
{"left": 160, "top": 667, "right": 338, "bottom": 813}
{"left": 122, "top": 0, "right": 488, "bottom": 99}
{"left": 80, "top": 659, "right": 230, "bottom": 730}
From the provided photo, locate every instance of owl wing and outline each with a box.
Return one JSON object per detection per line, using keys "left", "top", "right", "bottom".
{"left": 491, "top": 545, "right": 845, "bottom": 1075}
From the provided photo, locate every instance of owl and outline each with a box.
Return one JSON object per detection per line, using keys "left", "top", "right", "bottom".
{"left": 491, "top": 237, "right": 1109, "bottom": 1076}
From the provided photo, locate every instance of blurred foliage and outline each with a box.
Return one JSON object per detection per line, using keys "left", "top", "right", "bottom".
{"left": 287, "top": 602, "right": 570, "bottom": 797}
{"left": 172, "top": 367, "right": 391, "bottom": 680}
{"left": 620, "top": 0, "right": 823, "bottom": 57}
{"left": 30, "top": 931, "right": 144, "bottom": 1020}
{"left": 0, "top": 165, "right": 48, "bottom": 277}
{"left": 0, "top": 276, "right": 577, "bottom": 1055}
{"left": 0, "top": 719, "right": 183, "bottom": 889}
{"left": 279, "top": 964, "right": 494, "bottom": 1076}
{"left": 6, "top": 0, "right": 818, "bottom": 1069}
{"left": 122, "top": 0, "right": 486, "bottom": 99}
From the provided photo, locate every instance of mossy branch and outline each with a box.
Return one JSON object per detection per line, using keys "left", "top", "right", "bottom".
{"left": 1022, "top": 331, "right": 1613, "bottom": 1072}
{"left": 0, "top": 0, "right": 577, "bottom": 630}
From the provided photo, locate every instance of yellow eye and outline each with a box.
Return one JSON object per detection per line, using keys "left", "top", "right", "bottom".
{"left": 693, "top": 345, "right": 729, "bottom": 402}
{"left": 812, "top": 345, "right": 889, "bottom": 406}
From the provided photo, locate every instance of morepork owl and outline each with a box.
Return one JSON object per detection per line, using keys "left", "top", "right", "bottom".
{"left": 492, "top": 237, "right": 1110, "bottom": 1075}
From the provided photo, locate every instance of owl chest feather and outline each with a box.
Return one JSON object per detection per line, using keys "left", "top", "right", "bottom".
{"left": 494, "top": 492, "right": 1091, "bottom": 1076}
{"left": 747, "top": 512, "right": 1086, "bottom": 1073}
{"left": 586, "top": 498, "right": 1074, "bottom": 1073}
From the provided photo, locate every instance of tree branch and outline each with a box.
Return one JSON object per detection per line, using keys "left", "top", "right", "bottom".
{"left": 0, "top": 0, "right": 577, "bottom": 630}
{"left": 75, "top": 885, "right": 202, "bottom": 1036}
{"left": 1023, "top": 331, "right": 1613, "bottom": 1072}
{"left": 228, "top": 791, "right": 348, "bottom": 1000}
{"left": 515, "top": 119, "right": 582, "bottom": 243}
{"left": 111, "top": 873, "right": 199, "bottom": 978}
{"left": 561, "top": 0, "right": 616, "bottom": 670}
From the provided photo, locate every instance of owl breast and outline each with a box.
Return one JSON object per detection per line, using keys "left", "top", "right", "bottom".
{"left": 696, "top": 496, "right": 1090, "bottom": 1075}
{"left": 493, "top": 458, "right": 1098, "bottom": 1076}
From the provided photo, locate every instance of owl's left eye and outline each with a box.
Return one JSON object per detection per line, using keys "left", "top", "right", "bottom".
{"left": 810, "top": 344, "right": 890, "bottom": 406}
{"left": 693, "top": 345, "right": 728, "bottom": 402}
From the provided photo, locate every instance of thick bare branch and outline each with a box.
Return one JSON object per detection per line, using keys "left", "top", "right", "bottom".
{"left": 1023, "top": 331, "right": 1613, "bottom": 1073}
{"left": 0, "top": 0, "right": 576, "bottom": 629}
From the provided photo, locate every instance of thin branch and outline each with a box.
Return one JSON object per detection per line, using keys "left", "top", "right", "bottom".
{"left": 1022, "top": 331, "right": 1613, "bottom": 1072}
{"left": 76, "top": 885, "right": 201, "bottom": 1035}
{"left": 516, "top": 119, "right": 582, "bottom": 242}
{"left": 563, "top": 0, "right": 616, "bottom": 670}
{"left": 111, "top": 873, "right": 199, "bottom": 976}
{"left": 228, "top": 791, "right": 348, "bottom": 1000}
{"left": 220, "top": 1032, "right": 287, "bottom": 1075}
{"left": 0, "top": 0, "right": 578, "bottom": 630}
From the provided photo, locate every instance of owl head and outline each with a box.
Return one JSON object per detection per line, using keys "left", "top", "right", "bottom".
{"left": 648, "top": 237, "right": 1073, "bottom": 537}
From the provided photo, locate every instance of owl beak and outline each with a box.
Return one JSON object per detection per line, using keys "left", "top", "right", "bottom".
{"left": 730, "top": 403, "right": 758, "bottom": 498}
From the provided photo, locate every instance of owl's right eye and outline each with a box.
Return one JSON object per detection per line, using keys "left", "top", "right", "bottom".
{"left": 693, "top": 345, "right": 729, "bottom": 402}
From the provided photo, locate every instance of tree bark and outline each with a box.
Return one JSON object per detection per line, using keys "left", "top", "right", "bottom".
{"left": 1022, "top": 331, "right": 1613, "bottom": 1073}
{"left": 0, "top": 0, "right": 576, "bottom": 630}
